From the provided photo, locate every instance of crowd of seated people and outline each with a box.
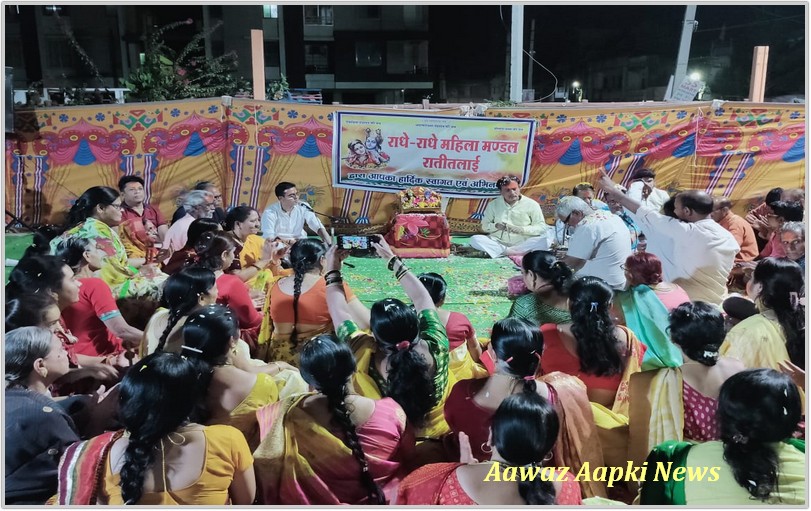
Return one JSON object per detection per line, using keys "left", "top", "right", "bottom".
{"left": 4, "top": 174, "right": 805, "bottom": 506}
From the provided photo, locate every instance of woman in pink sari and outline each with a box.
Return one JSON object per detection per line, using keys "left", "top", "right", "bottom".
{"left": 398, "top": 392, "right": 582, "bottom": 505}
{"left": 253, "top": 334, "right": 415, "bottom": 504}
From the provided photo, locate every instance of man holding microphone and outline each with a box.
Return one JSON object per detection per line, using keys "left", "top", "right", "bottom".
{"left": 260, "top": 182, "right": 332, "bottom": 246}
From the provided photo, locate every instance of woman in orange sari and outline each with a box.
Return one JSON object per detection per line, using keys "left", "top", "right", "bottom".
{"left": 266, "top": 239, "right": 368, "bottom": 365}
{"left": 398, "top": 392, "right": 582, "bottom": 505}
{"left": 253, "top": 334, "right": 415, "bottom": 504}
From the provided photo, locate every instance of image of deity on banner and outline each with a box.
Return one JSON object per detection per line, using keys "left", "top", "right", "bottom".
{"left": 344, "top": 128, "right": 390, "bottom": 169}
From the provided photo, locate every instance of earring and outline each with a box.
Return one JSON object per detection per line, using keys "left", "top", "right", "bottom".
{"left": 480, "top": 442, "right": 493, "bottom": 454}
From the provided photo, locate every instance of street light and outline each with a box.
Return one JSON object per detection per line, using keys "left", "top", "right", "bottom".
{"left": 568, "top": 81, "right": 583, "bottom": 102}
{"left": 689, "top": 72, "right": 701, "bottom": 81}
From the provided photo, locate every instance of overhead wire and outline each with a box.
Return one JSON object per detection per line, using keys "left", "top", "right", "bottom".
{"left": 499, "top": 6, "right": 560, "bottom": 103}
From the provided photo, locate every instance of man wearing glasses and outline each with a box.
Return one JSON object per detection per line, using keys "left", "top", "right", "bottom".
{"left": 555, "top": 195, "right": 632, "bottom": 290}
{"left": 468, "top": 175, "right": 548, "bottom": 258}
{"left": 163, "top": 190, "right": 216, "bottom": 259}
{"left": 261, "top": 182, "right": 331, "bottom": 246}
{"left": 171, "top": 181, "right": 227, "bottom": 226}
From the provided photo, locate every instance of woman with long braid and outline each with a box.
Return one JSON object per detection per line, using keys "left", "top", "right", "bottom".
{"left": 253, "top": 334, "right": 414, "bottom": 504}
{"left": 267, "top": 238, "right": 367, "bottom": 366}
{"left": 325, "top": 236, "right": 454, "bottom": 456}
{"left": 640, "top": 369, "right": 804, "bottom": 504}
{"left": 141, "top": 267, "right": 218, "bottom": 355}
{"left": 94, "top": 352, "right": 256, "bottom": 505}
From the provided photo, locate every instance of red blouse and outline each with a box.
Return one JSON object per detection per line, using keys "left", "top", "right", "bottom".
{"left": 445, "top": 311, "right": 475, "bottom": 351}
{"left": 444, "top": 378, "right": 557, "bottom": 462}
{"left": 215, "top": 273, "right": 263, "bottom": 330}
{"left": 540, "top": 323, "right": 632, "bottom": 393}
{"left": 62, "top": 278, "right": 124, "bottom": 357}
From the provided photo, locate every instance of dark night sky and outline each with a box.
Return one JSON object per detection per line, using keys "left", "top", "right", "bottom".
{"left": 430, "top": 4, "right": 805, "bottom": 100}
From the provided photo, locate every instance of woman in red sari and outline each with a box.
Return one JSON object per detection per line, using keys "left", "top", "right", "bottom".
{"left": 253, "top": 334, "right": 415, "bottom": 504}
{"left": 443, "top": 317, "right": 606, "bottom": 498}
{"left": 192, "top": 232, "right": 263, "bottom": 349}
{"left": 398, "top": 392, "right": 582, "bottom": 505}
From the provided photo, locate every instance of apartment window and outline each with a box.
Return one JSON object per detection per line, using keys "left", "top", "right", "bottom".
{"left": 355, "top": 41, "right": 382, "bottom": 68}
{"left": 263, "top": 5, "right": 278, "bottom": 19}
{"left": 45, "top": 37, "right": 76, "bottom": 68}
{"left": 386, "top": 40, "right": 428, "bottom": 75}
{"left": 305, "top": 44, "right": 331, "bottom": 73}
{"left": 263, "top": 41, "right": 281, "bottom": 67}
{"left": 304, "top": 5, "right": 332, "bottom": 26}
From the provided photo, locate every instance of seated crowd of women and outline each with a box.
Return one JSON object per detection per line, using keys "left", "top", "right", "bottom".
{"left": 3, "top": 184, "right": 806, "bottom": 506}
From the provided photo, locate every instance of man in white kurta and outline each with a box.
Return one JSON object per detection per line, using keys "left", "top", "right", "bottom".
{"left": 469, "top": 176, "right": 548, "bottom": 258}
{"left": 599, "top": 176, "right": 739, "bottom": 305}
{"left": 625, "top": 168, "right": 670, "bottom": 213}
{"left": 260, "top": 182, "right": 331, "bottom": 245}
{"left": 555, "top": 196, "right": 632, "bottom": 290}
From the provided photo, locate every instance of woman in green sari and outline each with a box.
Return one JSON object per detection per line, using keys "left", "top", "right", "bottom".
{"left": 50, "top": 186, "right": 167, "bottom": 299}
{"left": 508, "top": 250, "right": 573, "bottom": 326}
{"left": 639, "top": 368, "right": 805, "bottom": 505}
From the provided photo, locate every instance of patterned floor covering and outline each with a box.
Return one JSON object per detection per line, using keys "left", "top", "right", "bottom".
{"left": 4, "top": 233, "right": 520, "bottom": 336}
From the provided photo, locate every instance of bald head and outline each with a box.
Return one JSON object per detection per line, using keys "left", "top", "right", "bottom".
{"left": 674, "top": 190, "right": 713, "bottom": 221}
{"left": 711, "top": 197, "right": 732, "bottom": 222}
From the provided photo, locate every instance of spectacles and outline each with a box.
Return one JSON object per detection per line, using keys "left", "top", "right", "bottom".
{"left": 563, "top": 213, "right": 572, "bottom": 225}
{"left": 106, "top": 203, "right": 123, "bottom": 210}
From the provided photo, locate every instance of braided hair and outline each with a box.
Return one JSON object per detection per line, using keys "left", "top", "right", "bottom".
{"left": 751, "top": 258, "right": 805, "bottom": 369}
{"left": 299, "top": 334, "right": 386, "bottom": 504}
{"left": 118, "top": 352, "right": 208, "bottom": 504}
{"left": 490, "top": 317, "right": 545, "bottom": 395}
{"left": 156, "top": 268, "right": 216, "bottom": 353}
{"left": 288, "top": 239, "right": 326, "bottom": 347}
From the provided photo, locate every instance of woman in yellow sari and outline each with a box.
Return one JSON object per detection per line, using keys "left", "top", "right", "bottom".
{"left": 417, "top": 272, "right": 487, "bottom": 382}
{"left": 174, "top": 304, "right": 301, "bottom": 450}
{"left": 224, "top": 206, "right": 288, "bottom": 292}
{"left": 253, "top": 334, "right": 415, "bottom": 504}
{"left": 639, "top": 369, "right": 805, "bottom": 505}
{"left": 720, "top": 257, "right": 805, "bottom": 370}
{"left": 324, "top": 237, "right": 454, "bottom": 457}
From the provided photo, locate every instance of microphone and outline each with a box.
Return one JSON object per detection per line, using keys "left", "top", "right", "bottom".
{"left": 298, "top": 202, "right": 344, "bottom": 222}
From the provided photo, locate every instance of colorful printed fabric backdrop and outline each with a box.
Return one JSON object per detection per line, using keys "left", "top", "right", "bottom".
{"left": 6, "top": 99, "right": 805, "bottom": 232}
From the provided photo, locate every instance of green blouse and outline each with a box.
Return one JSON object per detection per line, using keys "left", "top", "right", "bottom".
{"left": 509, "top": 293, "right": 571, "bottom": 326}
{"left": 337, "top": 308, "right": 449, "bottom": 403}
